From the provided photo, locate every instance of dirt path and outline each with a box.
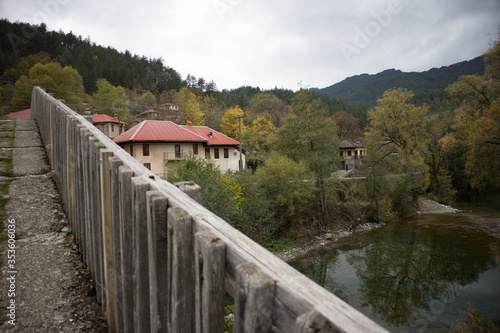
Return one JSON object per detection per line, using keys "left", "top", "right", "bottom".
{"left": 0, "top": 119, "right": 106, "bottom": 332}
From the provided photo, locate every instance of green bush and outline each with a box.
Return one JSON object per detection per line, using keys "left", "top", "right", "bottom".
{"left": 166, "top": 154, "right": 242, "bottom": 226}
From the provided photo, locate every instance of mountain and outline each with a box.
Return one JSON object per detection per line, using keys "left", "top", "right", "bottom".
{"left": 313, "top": 56, "right": 484, "bottom": 107}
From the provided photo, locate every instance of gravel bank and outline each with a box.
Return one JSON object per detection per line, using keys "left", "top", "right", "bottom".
{"left": 274, "top": 223, "right": 385, "bottom": 262}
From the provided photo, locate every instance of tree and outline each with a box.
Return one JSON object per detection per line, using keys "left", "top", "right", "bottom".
{"left": 276, "top": 89, "right": 339, "bottom": 228}
{"left": 13, "top": 62, "right": 84, "bottom": 110}
{"left": 245, "top": 117, "right": 276, "bottom": 155}
{"left": 365, "top": 88, "right": 431, "bottom": 211}
{"left": 220, "top": 106, "right": 247, "bottom": 140}
{"left": 425, "top": 111, "right": 457, "bottom": 204}
{"left": 91, "top": 78, "right": 134, "bottom": 124}
{"left": 173, "top": 87, "right": 206, "bottom": 126}
{"left": 246, "top": 92, "right": 289, "bottom": 128}
{"left": 200, "top": 95, "right": 225, "bottom": 131}
{"left": 133, "top": 91, "right": 156, "bottom": 114}
{"left": 443, "top": 39, "right": 500, "bottom": 192}
{"left": 332, "top": 111, "right": 362, "bottom": 141}
{"left": 254, "top": 152, "right": 316, "bottom": 236}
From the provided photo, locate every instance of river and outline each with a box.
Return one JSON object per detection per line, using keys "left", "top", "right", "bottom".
{"left": 289, "top": 196, "right": 500, "bottom": 332}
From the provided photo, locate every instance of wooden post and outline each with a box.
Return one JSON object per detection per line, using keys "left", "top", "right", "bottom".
{"left": 167, "top": 207, "right": 194, "bottom": 333}
{"left": 81, "top": 129, "right": 92, "bottom": 269}
{"left": 90, "top": 137, "right": 105, "bottom": 307}
{"left": 174, "top": 181, "right": 202, "bottom": 204}
{"left": 132, "top": 176, "right": 151, "bottom": 332}
{"left": 109, "top": 156, "right": 124, "bottom": 332}
{"left": 100, "top": 148, "right": 115, "bottom": 331}
{"left": 195, "top": 230, "right": 226, "bottom": 333}
{"left": 295, "top": 311, "right": 339, "bottom": 333}
{"left": 146, "top": 191, "right": 168, "bottom": 333}
{"left": 119, "top": 166, "right": 135, "bottom": 333}
{"left": 234, "top": 263, "right": 275, "bottom": 333}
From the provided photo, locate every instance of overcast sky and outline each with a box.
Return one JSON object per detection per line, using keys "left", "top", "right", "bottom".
{"left": 1, "top": 0, "right": 499, "bottom": 91}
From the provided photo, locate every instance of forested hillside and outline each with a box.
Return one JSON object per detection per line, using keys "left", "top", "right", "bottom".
{"left": 0, "top": 19, "right": 184, "bottom": 93}
{"left": 313, "top": 56, "right": 484, "bottom": 107}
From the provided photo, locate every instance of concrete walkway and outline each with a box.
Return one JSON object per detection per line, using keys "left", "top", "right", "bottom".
{"left": 0, "top": 119, "right": 107, "bottom": 332}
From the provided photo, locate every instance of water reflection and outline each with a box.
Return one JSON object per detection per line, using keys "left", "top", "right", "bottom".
{"left": 290, "top": 212, "right": 500, "bottom": 331}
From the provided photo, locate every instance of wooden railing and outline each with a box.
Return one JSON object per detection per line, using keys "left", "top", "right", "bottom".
{"left": 30, "top": 87, "right": 388, "bottom": 333}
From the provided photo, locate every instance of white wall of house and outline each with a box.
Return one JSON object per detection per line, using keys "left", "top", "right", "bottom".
{"left": 97, "top": 122, "right": 125, "bottom": 139}
{"left": 123, "top": 142, "right": 245, "bottom": 177}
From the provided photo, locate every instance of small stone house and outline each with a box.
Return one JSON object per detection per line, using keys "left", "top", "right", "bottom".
{"left": 339, "top": 140, "right": 366, "bottom": 172}
{"left": 92, "top": 114, "right": 127, "bottom": 139}
{"left": 114, "top": 120, "right": 245, "bottom": 177}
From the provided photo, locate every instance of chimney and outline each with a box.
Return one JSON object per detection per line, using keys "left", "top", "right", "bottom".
{"left": 114, "top": 114, "right": 118, "bottom": 121}
{"left": 187, "top": 120, "right": 192, "bottom": 127}
{"left": 208, "top": 131, "right": 212, "bottom": 138}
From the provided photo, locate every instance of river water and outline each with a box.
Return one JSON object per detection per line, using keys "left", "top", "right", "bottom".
{"left": 289, "top": 197, "right": 500, "bottom": 332}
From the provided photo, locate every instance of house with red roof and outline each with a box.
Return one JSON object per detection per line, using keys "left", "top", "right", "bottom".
{"left": 92, "top": 114, "right": 127, "bottom": 139}
{"left": 136, "top": 110, "right": 161, "bottom": 121}
{"left": 113, "top": 120, "right": 245, "bottom": 176}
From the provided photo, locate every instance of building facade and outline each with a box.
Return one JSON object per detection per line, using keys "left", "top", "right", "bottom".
{"left": 339, "top": 140, "right": 366, "bottom": 172}
{"left": 114, "top": 120, "right": 245, "bottom": 177}
{"left": 92, "top": 114, "right": 127, "bottom": 139}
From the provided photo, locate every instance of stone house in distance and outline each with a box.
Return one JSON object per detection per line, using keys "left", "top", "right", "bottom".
{"left": 114, "top": 120, "right": 245, "bottom": 177}
{"left": 339, "top": 140, "right": 366, "bottom": 172}
{"left": 92, "top": 114, "right": 127, "bottom": 139}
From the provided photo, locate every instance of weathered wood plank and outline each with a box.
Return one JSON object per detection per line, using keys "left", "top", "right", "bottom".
{"left": 234, "top": 262, "right": 275, "bottom": 333}
{"left": 109, "top": 156, "right": 124, "bottom": 332}
{"left": 100, "top": 149, "right": 115, "bottom": 331}
{"left": 132, "top": 176, "right": 151, "bottom": 332}
{"left": 90, "top": 136, "right": 105, "bottom": 306}
{"left": 118, "top": 165, "right": 135, "bottom": 333}
{"left": 194, "top": 230, "right": 226, "bottom": 333}
{"left": 167, "top": 206, "right": 194, "bottom": 333}
{"left": 145, "top": 190, "right": 168, "bottom": 333}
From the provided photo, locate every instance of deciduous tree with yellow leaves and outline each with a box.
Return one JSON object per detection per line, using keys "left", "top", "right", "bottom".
{"left": 443, "top": 39, "right": 500, "bottom": 192}
{"left": 220, "top": 106, "right": 247, "bottom": 140}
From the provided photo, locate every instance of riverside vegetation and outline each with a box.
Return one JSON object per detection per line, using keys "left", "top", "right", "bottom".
{"left": 1, "top": 20, "right": 499, "bottom": 250}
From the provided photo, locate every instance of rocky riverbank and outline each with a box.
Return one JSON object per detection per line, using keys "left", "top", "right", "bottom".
{"left": 274, "top": 222, "right": 385, "bottom": 262}
{"left": 275, "top": 198, "right": 460, "bottom": 263}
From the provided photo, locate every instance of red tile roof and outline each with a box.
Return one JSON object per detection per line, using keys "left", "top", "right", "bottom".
{"left": 114, "top": 120, "right": 240, "bottom": 146}
{"left": 181, "top": 125, "right": 240, "bottom": 146}
{"left": 6, "top": 109, "right": 31, "bottom": 119}
{"left": 92, "top": 114, "right": 127, "bottom": 125}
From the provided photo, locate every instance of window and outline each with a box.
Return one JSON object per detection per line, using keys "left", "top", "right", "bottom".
{"left": 224, "top": 148, "right": 229, "bottom": 159}
{"left": 111, "top": 123, "right": 115, "bottom": 132}
{"left": 143, "top": 144, "right": 150, "bottom": 156}
{"left": 340, "top": 151, "right": 344, "bottom": 157}
{"left": 347, "top": 150, "right": 352, "bottom": 157}
{"left": 214, "top": 148, "right": 219, "bottom": 159}
{"left": 205, "top": 148, "right": 210, "bottom": 159}
{"left": 193, "top": 144, "right": 198, "bottom": 155}
{"left": 175, "top": 145, "right": 181, "bottom": 159}
{"left": 130, "top": 144, "right": 134, "bottom": 156}
{"left": 144, "top": 163, "right": 151, "bottom": 170}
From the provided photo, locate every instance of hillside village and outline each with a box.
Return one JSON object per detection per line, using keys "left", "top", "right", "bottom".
{"left": 0, "top": 20, "right": 498, "bottom": 248}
